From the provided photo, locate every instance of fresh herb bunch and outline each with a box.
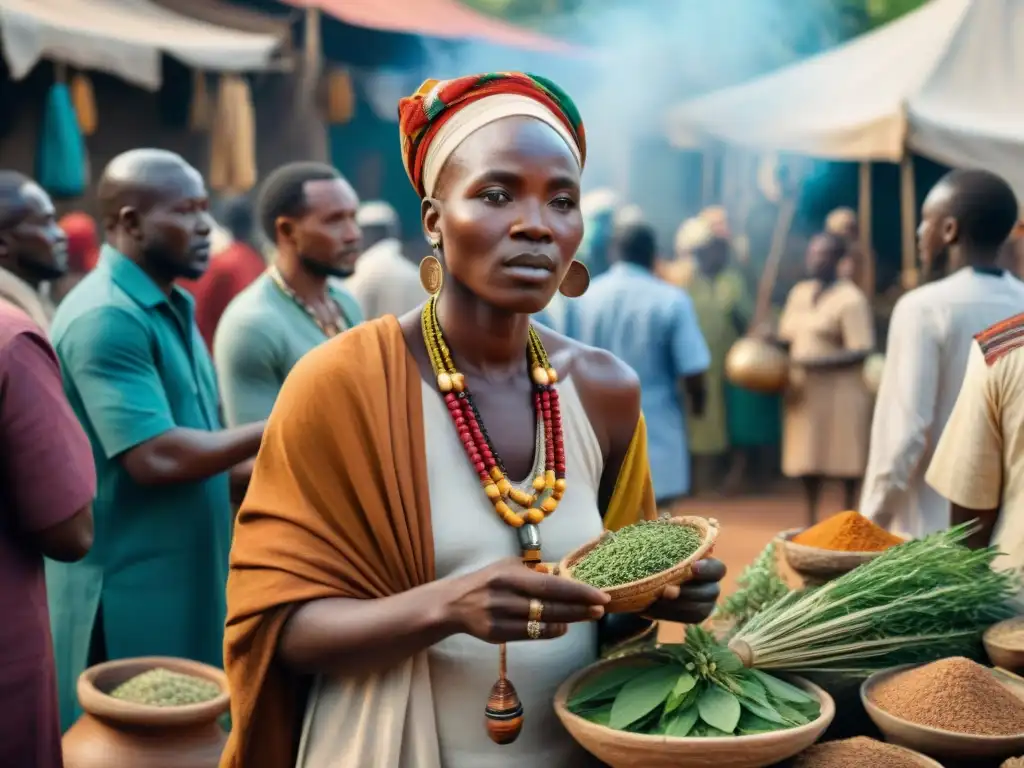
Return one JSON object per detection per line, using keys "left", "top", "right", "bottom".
{"left": 714, "top": 541, "right": 791, "bottom": 634}
{"left": 572, "top": 520, "right": 702, "bottom": 589}
{"left": 567, "top": 627, "right": 821, "bottom": 737}
{"left": 730, "top": 523, "right": 1020, "bottom": 674}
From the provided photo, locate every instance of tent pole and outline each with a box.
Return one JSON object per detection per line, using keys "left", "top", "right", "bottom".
{"left": 701, "top": 146, "right": 716, "bottom": 208}
{"left": 299, "top": 7, "right": 328, "bottom": 163}
{"left": 751, "top": 188, "right": 798, "bottom": 332}
{"left": 857, "top": 161, "right": 875, "bottom": 298}
{"left": 899, "top": 153, "right": 917, "bottom": 289}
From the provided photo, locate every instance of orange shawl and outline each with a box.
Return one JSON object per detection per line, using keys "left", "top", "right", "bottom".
{"left": 220, "top": 316, "right": 654, "bottom": 767}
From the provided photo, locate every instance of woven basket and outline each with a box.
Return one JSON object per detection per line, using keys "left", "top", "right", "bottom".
{"left": 554, "top": 655, "right": 834, "bottom": 768}
{"left": 778, "top": 528, "right": 905, "bottom": 587}
{"left": 559, "top": 516, "right": 719, "bottom": 614}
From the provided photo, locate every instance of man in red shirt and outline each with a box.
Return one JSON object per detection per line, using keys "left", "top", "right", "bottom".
{"left": 0, "top": 303, "right": 95, "bottom": 767}
{"left": 179, "top": 195, "right": 265, "bottom": 351}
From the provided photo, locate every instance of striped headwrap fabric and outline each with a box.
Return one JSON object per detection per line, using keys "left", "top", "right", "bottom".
{"left": 398, "top": 72, "right": 586, "bottom": 198}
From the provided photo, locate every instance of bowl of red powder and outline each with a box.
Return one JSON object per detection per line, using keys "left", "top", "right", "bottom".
{"left": 861, "top": 657, "right": 1024, "bottom": 761}
{"left": 985, "top": 618, "right": 1024, "bottom": 673}
{"left": 778, "top": 510, "right": 907, "bottom": 586}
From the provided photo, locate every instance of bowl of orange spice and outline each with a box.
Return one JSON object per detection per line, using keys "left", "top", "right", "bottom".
{"left": 778, "top": 511, "right": 907, "bottom": 586}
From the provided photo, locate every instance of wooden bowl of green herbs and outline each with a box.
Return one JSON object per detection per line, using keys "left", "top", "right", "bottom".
{"left": 559, "top": 516, "right": 719, "bottom": 614}
{"left": 554, "top": 643, "right": 835, "bottom": 768}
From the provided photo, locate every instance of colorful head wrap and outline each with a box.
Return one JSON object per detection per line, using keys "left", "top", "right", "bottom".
{"left": 58, "top": 211, "right": 99, "bottom": 272}
{"left": 398, "top": 72, "right": 586, "bottom": 198}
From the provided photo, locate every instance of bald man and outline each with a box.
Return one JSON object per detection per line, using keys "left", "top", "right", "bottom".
{"left": 862, "top": 169, "right": 1024, "bottom": 540}
{"left": 46, "top": 149, "right": 265, "bottom": 731}
{"left": 0, "top": 171, "right": 68, "bottom": 329}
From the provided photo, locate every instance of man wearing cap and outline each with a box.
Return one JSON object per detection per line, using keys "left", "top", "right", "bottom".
{"left": 343, "top": 200, "right": 422, "bottom": 320}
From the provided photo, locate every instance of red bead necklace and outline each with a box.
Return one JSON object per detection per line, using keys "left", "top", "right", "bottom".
{"left": 421, "top": 294, "right": 569, "bottom": 746}
{"left": 421, "top": 295, "right": 567, "bottom": 540}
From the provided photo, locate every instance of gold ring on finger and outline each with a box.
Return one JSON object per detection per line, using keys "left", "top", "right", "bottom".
{"left": 527, "top": 620, "right": 542, "bottom": 640}
{"left": 528, "top": 599, "right": 544, "bottom": 622}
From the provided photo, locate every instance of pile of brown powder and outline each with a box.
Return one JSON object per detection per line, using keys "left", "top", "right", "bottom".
{"left": 1002, "top": 758, "right": 1024, "bottom": 768}
{"left": 786, "top": 737, "right": 926, "bottom": 767}
{"left": 870, "top": 657, "right": 1024, "bottom": 736}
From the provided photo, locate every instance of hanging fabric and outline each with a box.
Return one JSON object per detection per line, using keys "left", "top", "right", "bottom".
{"left": 36, "top": 80, "right": 88, "bottom": 199}
{"left": 189, "top": 69, "right": 212, "bottom": 132}
{"left": 208, "top": 74, "right": 257, "bottom": 195}
{"left": 70, "top": 72, "right": 97, "bottom": 136}
{"left": 325, "top": 67, "right": 355, "bottom": 124}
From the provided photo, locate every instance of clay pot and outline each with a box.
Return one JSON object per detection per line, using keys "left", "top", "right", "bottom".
{"left": 725, "top": 337, "right": 789, "bottom": 394}
{"left": 62, "top": 656, "right": 229, "bottom": 768}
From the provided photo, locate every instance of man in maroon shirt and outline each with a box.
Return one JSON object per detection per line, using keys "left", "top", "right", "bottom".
{"left": 178, "top": 195, "right": 266, "bottom": 351}
{"left": 0, "top": 302, "right": 95, "bottom": 766}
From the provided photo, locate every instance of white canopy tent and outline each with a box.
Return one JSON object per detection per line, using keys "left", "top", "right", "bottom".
{"left": 908, "top": 0, "right": 1024, "bottom": 194}
{"left": 0, "top": 0, "right": 287, "bottom": 91}
{"left": 666, "top": 0, "right": 970, "bottom": 161}
{"left": 667, "top": 0, "right": 1024, "bottom": 284}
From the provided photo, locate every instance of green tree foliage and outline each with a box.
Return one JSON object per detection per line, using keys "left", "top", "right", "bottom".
{"left": 865, "top": 0, "right": 930, "bottom": 27}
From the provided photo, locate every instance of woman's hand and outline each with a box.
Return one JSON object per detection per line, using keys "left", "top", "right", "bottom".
{"left": 643, "top": 558, "right": 727, "bottom": 624}
{"left": 445, "top": 557, "right": 610, "bottom": 643}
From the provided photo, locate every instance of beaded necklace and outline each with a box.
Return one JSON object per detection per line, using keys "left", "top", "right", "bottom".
{"left": 421, "top": 295, "right": 566, "bottom": 551}
{"left": 420, "top": 293, "right": 567, "bottom": 745}
{"left": 267, "top": 265, "right": 353, "bottom": 338}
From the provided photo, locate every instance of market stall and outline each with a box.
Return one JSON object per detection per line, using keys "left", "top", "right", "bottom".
{"left": 666, "top": 0, "right": 1024, "bottom": 293}
{"left": 0, "top": 0, "right": 287, "bottom": 91}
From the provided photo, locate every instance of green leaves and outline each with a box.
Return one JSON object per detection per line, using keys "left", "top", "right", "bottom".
{"left": 698, "top": 686, "right": 741, "bottom": 733}
{"left": 568, "top": 663, "right": 653, "bottom": 709}
{"left": 663, "top": 705, "right": 700, "bottom": 737}
{"left": 608, "top": 667, "right": 678, "bottom": 730}
{"left": 749, "top": 670, "right": 815, "bottom": 704}
{"left": 567, "top": 628, "right": 822, "bottom": 739}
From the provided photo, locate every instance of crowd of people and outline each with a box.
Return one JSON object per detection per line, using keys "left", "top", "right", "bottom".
{"left": 1, "top": 69, "right": 1022, "bottom": 767}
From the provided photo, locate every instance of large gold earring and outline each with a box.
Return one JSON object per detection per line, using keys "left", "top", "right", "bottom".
{"left": 420, "top": 253, "right": 443, "bottom": 294}
{"left": 559, "top": 259, "right": 590, "bottom": 298}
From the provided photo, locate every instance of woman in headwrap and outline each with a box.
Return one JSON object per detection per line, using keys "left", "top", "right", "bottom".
{"left": 221, "top": 73, "right": 725, "bottom": 768}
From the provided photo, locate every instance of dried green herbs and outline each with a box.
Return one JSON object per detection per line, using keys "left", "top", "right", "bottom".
{"left": 109, "top": 668, "right": 221, "bottom": 707}
{"left": 567, "top": 627, "right": 821, "bottom": 737}
{"left": 572, "top": 520, "right": 702, "bottom": 589}
{"left": 714, "top": 541, "right": 791, "bottom": 634}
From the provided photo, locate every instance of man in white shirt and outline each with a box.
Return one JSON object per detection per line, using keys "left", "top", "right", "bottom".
{"left": 861, "top": 169, "right": 1024, "bottom": 538}
{"left": 343, "top": 201, "right": 422, "bottom": 320}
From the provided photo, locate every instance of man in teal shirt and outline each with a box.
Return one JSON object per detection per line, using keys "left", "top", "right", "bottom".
{"left": 214, "top": 162, "right": 363, "bottom": 426}
{"left": 47, "top": 149, "right": 265, "bottom": 731}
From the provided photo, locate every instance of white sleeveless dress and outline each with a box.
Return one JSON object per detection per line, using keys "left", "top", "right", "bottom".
{"left": 295, "top": 376, "right": 605, "bottom": 768}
